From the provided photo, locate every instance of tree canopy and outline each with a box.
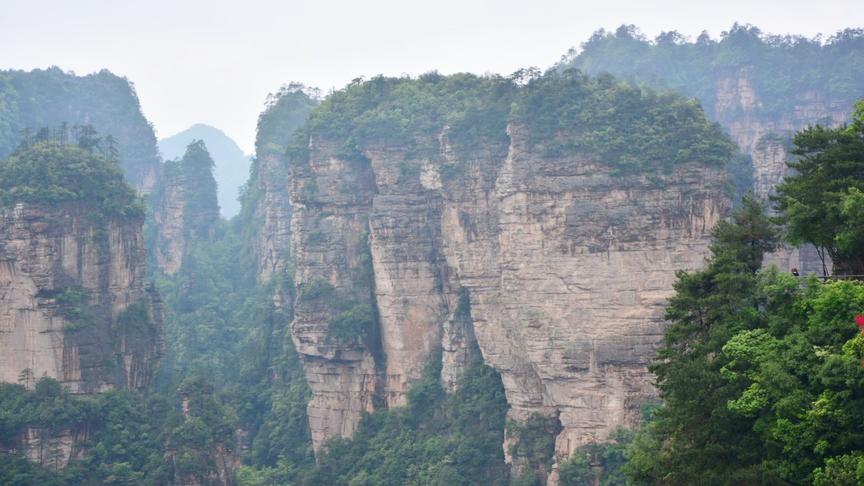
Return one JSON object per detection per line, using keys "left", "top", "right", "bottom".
{"left": 563, "top": 24, "right": 864, "bottom": 119}
{"left": 775, "top": 100, "right": 864, "bottom": 276}
{"left": 0, "top": 132, "right": 142, "bottom": 218}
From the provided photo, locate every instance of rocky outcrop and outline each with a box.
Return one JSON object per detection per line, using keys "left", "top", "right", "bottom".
{"left": 18, "top": 426, "right": 90, "bottom": 471}
{"left": 286, "top": 120, "right": 728, "bottom": 476}
{"left": 567, "top": 37, "right": 859, "bottom": 275}
{"left": 151, "top": 141, "right": 220, "bottom": 275}
{"left": 0, "top": 202, "right": 162, "bottom": 393}
{"left": 250, "top": 86, "right": 318, "bottom": 284}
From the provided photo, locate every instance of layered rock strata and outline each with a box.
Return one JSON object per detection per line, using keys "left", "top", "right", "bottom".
{"left": 714, "top": 68, "right": 846, "bottom": 275}
{"left": 0, "top": 203, "right": 162, "bottom": 393}
{"left": 286, "top": 123, "right": 728, "bottom": 475}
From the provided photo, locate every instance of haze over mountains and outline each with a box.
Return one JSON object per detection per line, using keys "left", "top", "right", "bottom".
{"left": 2, "top": 16, "right": 864, "bottom": 486}
{"left": 158, "top": 123, "right": 251, "bottom": 218}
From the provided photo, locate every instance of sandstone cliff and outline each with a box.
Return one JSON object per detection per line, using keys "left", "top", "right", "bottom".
{"left": 151, "top": 140, "right": 220, "bottom": 275}
{"left": 0, "top": 202, "right": 162, "bottom": 393}
{"left": 262, "top": 73, "right": 732, "bottom": 482}
{"left": 249, "top": 85, "right": 318, "bottom": 283}
{"left": 715, "top": 69, "right": 840, "bottom": 274}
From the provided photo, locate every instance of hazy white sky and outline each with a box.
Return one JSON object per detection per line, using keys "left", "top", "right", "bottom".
{"left": 2, "top": 0, "right": 862, "bottom": 153}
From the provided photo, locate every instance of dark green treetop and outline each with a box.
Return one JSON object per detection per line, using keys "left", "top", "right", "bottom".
{"left": 0, "top": 128, "right": 142, "bottom": 218}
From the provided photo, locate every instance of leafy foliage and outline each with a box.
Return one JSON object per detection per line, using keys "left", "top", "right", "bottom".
{"left": 275, "top": 358, "right": 510, "bottom": 486}
{"left": 512, "top": 70, "right": 735, "bottom": 170}
{"left": 507, "top": 413, "right": 562, "bottom": 481}
{"left": 775, "top": 100, "right": 864, "bottom": 275}
{"left": 0, "top": 138, "right": 143, "bottom": 218}
{"left": 558, "top": 429, "right": 632, "bottom": 486}
{"left": 296, "top": 70, "right": 734, "bottom": 172}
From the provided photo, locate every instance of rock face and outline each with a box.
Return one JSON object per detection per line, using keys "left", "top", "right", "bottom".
{"left": 249, "top": 86, "right": 318, "bottom": 284}
{"left": 151, "top": 141, "right": 220, "bottom": 275}
{"left": 158, "top": 124, "right": 251, "bottom": 219}
{"left": 253, "top": 152, "right": 293, "bottom": 283}
{"left": 284, "top": 121, "right": 728, "bottom": 478}
{"left": 0, "top": 203, "right": 162, "bottom": 393}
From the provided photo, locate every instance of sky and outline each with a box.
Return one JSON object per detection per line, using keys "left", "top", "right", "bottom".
{"left": 2, "top": 0, "right": 862, "bottom": 153}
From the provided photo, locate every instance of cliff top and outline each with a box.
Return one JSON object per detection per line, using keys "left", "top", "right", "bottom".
{"left": 293, "top": 70, "right": 735, "bottom": 172}
{"left": 0, "top": 136, "right": 143, "bottom": 218}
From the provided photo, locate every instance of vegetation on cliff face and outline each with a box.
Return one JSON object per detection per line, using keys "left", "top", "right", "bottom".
{"left": 0, "top": 68, "right": 161, "bottom": 189}
{"left": 0, "top": 378, "right": 174, "bottom": 485}
{"left": 561, "top": 24, "right": 864, "bottom": 119}
{"left": 238, "top": 84, "right": 318, "bottom": 222}
{"left": 0, "top": 131, "right": 143, "bottom": 218}
{"left": 512, "top": 70, "right": 735, "bottom": 169}
{"left": 158, "top": 124, "right": 251, "bottom": 218}
{"left": 169, "top": 140, "right": 220, "bottom": 234}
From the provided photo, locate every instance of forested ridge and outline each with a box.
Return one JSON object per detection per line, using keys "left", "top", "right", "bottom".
{"left": 0, "top": 68, "right": 160, "bottom": 190}
{"left": 1, "top": 34, "right": 864, "bottom": 485}
{"left": 562, "top": 24, "right": 864, "bottom": 120}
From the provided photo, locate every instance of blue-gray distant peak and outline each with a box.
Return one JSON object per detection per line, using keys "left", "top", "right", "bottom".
{"left": 159, "top": 124, "right": 251, "bottom": 218}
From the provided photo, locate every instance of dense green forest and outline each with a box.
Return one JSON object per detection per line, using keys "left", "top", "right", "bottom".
{"left": 562, "top": 24, "right": 864, "bottom": 119}
{"left": 0, "top": 68, "right": 161, "bottom": 189}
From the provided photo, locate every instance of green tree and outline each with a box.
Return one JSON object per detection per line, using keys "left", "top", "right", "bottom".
{"left": 0, "top": 137, "right": 143, "bottom": 218}
{"left": 775, "top": 100, "right": 864, "bottom": 276}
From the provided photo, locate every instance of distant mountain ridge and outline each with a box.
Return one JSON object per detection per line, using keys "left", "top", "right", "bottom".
{"left": 158, "top": 123, "right": 251, "bottom": 218}
{"left": 0, "top": 67, "right": 162, "bottom": 193}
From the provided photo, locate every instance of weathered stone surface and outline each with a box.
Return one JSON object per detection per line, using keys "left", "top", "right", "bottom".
{"left": 0, "top": 203, "right": 162, "bottom": 393}
{"left": 280, "top": 119, "right": 728, "bottom": 478}
{"left": 441, "top": 126, "right": 727, "bottom": 470}
{"left": 151, "top": 173, "right": 187, "bottom": 275}
{"left": 254, "top": 154, "right": 293, "bottom": 283}
{"left": 18, "top": 426, "right": 89, "bottom": 471}
{"left": 150, "top": 149, "right": 220, "bottom": 276}
{"left": 714, "top": 68, "right": 849, "bottom": 153}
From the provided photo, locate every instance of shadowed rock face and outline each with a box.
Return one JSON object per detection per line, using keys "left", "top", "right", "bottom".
{"left": 0, "top": 203, "right": 162, "bottom": 393}
{"left": 280, "top": 119, "right": 728, "bottom": 476}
